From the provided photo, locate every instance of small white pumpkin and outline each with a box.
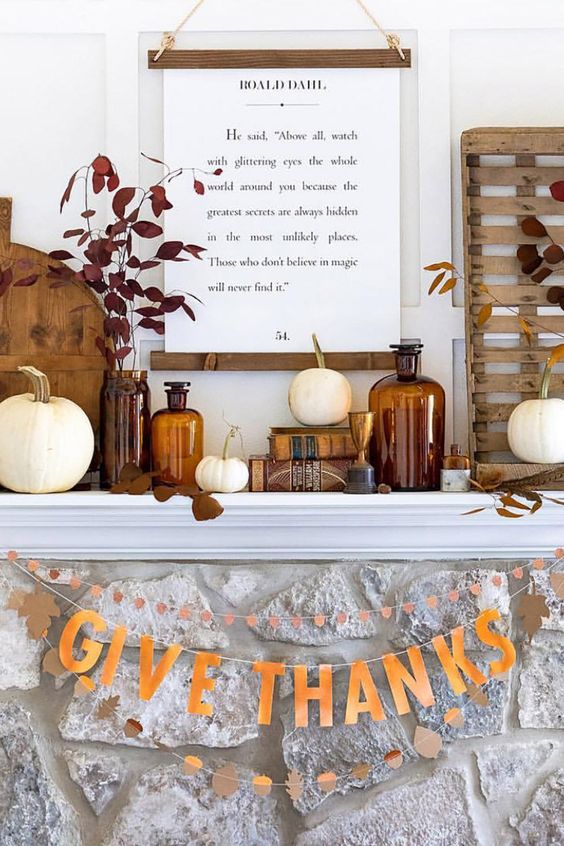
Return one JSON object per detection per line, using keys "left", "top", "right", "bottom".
{"left": 195, "top": 426, "right": 249, "bottom": 493}
{"left": 288, "top": 334, "right": 352, "bottom": 426}
{"left": 508, "top": 344, "right": 564, "bottom": 464}
{"left": 0, "top": 365, "right": 95, "bottom": 493}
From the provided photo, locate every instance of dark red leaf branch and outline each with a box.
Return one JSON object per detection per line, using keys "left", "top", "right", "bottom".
{"left": 48, "top": 153, "right": 220, "bottom": 369}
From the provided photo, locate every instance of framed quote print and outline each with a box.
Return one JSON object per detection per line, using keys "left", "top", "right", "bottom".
{"left": 150, "top": 48, "right": 410, "bottom": 367}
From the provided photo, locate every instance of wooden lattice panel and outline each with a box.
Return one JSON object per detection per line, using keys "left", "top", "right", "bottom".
{"left": 461, "top": 128, "right": 564, "bottom": 485}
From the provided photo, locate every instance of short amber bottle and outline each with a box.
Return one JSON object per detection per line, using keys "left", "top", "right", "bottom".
{"left": 369, "top": 340, "right": 445, "bottom": 491}
{"left": 443, "top": 444, "right": 470, "bottom": 471}
{"left": 151, "top": 382, "right": 203, "bottom": 487}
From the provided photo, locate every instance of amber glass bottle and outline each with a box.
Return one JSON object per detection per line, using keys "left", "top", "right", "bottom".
{"left": 369, "top": 341, "right": 445, "bottom": 491}
{"left": 151, "top": 382, "right": 203, "bottom": 487}
{"left": 443, "top": 444, "right": 470, "bottom": 471}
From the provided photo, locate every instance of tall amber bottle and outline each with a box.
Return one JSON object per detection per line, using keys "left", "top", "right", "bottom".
{"left": 369, "top": 340, "right": 445, "bottom": 491}
{"left": 151, "top": 382, "right": 203, "bottom": 487}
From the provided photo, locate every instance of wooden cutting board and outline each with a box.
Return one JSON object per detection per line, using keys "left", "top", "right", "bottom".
{"left": 0, "top": 197, "right": 106, "bottom": 433}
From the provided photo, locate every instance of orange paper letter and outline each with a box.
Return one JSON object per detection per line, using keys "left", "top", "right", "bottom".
{"left": 382, "top": 646, "right": 435, "bottom": 715}
{"left": 474, "top": 609, "right": 516, "bottom": 676}
{"left": 253, "top": 661, "right": 285, "bottom": 725}
{"left": 432, "top": 626, "right": 487, "bottom": 695}
{"left": 345, "top": 661, "right": 386, "bottom": 724}
{"left": 139, "top": 635, "right": 183, "bottom": 701}
{"left": 294, "top": 664, "right": 333, "bottom": 727}
{"left": 188, "top": 652, "right": 221, "bottom": 716}
{"left": 100, "top": 626, "right": 127, "bottom": 686}
{"left": 59, "top": 610, "right": 106, "bottom": 674}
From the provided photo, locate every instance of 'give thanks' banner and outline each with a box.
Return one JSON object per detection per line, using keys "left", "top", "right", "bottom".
{"left": 58, "top": 608, "right": 515, "bottom": 728}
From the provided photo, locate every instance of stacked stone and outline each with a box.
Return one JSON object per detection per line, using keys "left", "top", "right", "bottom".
{"left": 0, "top": 559, "right": 562, "bottom": 845}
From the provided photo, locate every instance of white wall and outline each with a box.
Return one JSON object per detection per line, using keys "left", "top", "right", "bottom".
{"left": 1, "top": 0, "right": 564, "bottom": 458}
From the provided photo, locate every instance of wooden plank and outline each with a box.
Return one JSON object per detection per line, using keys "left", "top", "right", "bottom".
{"left": 515, "top": 153, "right": 541, "bottom": 403}
{"left": 470, "top": 196, "right": 564, "bottom": 215}
{"left": 147, "top": 48, "right": 411, "bottom": 69}
{"left": 476, "top": 461, "right": 564, "bottom": 490}
{"left": 471, "top": 254, "right": 564, "bottom": 277}
{"left": 475, "top": 432, "right": 510, "bottom": 452}
{"left": 473, "top": 346, "right": 562, "bottom": 363}
{"left": 471, "top": 225, "right": 564, "bottom": 245}
{"left": 471, "top": 256, "right": 520, "bottom": 274}
{"left": 151, "top": 350, "right": 396, "bottom": 372}
{"left": 472, "top": 315, "right": 563, "bottom": 333}
{"left": 462, "top": 151, "right": 479, "bottom": 463}
{"left": 462, "top": 127, "right": 564, "bottom": 155}
{"left": 472, "top": 285, "right": 550, "bottom": 306}
{"left": 0, "top": 355, "right": 105, "bottom": 372}
{"left": 469, "top": 166, "right": 564, "bottom": 186}
{"left": 475, "top": 402, "right": 518, "bottom": 423}
{"left": 472, "top": 373, "right": 564, "bottom": 393}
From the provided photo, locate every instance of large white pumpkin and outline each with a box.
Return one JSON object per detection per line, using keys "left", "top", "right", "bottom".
{"left": 507, "top": 344, "right": 564, "bottom": 464}
{"left": 0, "top": 366, "right": 95, "bottom": 493}
{"left": 288, "top": 334, "right": 352, "bottom": 426}
{"left": 195, "top": 427, "right": 249, "bottom": 493}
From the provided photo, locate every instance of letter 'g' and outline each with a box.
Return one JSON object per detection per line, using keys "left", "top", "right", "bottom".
{"left": 59, "top": 610, "right": 106, "bottom": 674}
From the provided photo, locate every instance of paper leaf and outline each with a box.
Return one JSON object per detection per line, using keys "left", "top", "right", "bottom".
{"left": 212, "top": 763, "right": 239, "bottom": 797}
{"left": 124, "top": 718, "right": 143, "bottom": 738}
{"left": 352, "top": 762, "right": 371, "bottom": 781}
{"left": 192, "top": 493, "right": 224, "bottom": 522}
{"left": 444, "top": 707, "right": 464, "bottom": 728}
{"left": 285, "top": 769, "right": 304, "bottom": 801}
{"left": 428, "top": 270, "right": 446, "bottom": 294}
{"left": 17, "top": 585, "right": 60, "bottom": 639}
{"left": 550, "top": 572, "right": 564, "bottom": 599}
{"left": 477, "top": 303, "right": 492, "bottom": 327}
{"left": 96, "top": 695, "right": 120, "bottom": 720}
{"left": 517, "top": 590, "right": 550, "bottom": 641}
{"left": 466, "top": 683, "right": 489, "bottom": 708}
{"left": 184, "top": 755, "right": 203, "bottom": 776}
{"left": 413, "top": 726, "right": 443, "bottom": 759}
{"left": 424, "top": 261, "right": 455, "bottom": 272}
{"left": 317, "top": 772, "right": 337, "bottom": 793}
{"left": 74, "top": 676, "right": 95, "bottom": 697}
{"left": 384, "top": 750, "right": 403, "bottom": 770}
{"left": 252, "top": 775, "right": 273, "bottom": 797}
{"left": 42, "top": 648, "right": 66, "bottom": 677}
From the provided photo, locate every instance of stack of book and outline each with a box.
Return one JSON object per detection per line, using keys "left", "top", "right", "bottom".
{"left": 249, "top": 427, "right": 355, "bottom": 492}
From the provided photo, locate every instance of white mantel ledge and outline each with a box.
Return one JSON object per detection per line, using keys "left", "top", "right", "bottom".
{"left": 0, "top": 490, "right": 562, "bottom": 561}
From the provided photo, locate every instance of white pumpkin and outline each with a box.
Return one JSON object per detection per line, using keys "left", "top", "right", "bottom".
{"left": 0, "top": 365, "right": 95, "bottom": 493}
{"left": 288, "top": 334, "right": 352, "bottom": 426}
{"left": 195, "top": 427, "right": 249, "bottom": 493}
{"left": 507, "top": 345, "right": 564, "bottom": 464}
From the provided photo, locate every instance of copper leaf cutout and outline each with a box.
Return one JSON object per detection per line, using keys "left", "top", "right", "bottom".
{"left": 17, "top": 586, "right": 60, "bottom": 639}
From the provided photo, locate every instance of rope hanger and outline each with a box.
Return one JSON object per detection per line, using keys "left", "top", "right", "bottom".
{"left": 153, "top": 0, "right": 406, "bottom": 62}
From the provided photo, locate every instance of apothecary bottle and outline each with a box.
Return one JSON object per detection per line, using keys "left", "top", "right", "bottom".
{"left": 369, "top": 340, "right": 445, "bottom": 491}
{"left": 151, "top": 382, "right": 203, "bottom": 487}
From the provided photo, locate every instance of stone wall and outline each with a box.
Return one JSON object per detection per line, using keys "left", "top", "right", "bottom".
{"left": 0, "top": 557, "right": 562, "bottom": 846}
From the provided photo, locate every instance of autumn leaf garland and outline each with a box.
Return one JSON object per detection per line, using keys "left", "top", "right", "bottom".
{"left": 110, "top": 462, "right": 224, "bottom": 522}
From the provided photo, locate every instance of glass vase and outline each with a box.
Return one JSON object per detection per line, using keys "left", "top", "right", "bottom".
{"left": 100, "top": 370, "right": 151, "bottom": 489}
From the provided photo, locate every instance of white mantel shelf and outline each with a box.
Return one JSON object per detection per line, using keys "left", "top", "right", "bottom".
{"left": 0, "top": 490, "right": 562, "bottom": 561}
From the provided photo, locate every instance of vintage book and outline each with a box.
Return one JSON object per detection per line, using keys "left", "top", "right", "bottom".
{"left": 267, "top": 427, "right": 355, "bottom": 461}
{"left": 249, "top": 455, "right": 352, "bottom": 492}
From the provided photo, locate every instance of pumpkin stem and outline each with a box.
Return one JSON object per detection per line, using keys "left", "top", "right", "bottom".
{"left": 222, "top": 427, "right": 238, "bottom": 460}
{"left": 312, "top": 333, "right": 326, "bottom": 369}
{"left": 540, "top": 343, "right": 564, "bottom": 400}
{"left": 17, "top": 366, "right": 51, "bottom": 403}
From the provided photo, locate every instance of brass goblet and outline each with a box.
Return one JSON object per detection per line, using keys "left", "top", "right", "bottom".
{"left": 344, "top": 411, "right": 376, "bottom": 494}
